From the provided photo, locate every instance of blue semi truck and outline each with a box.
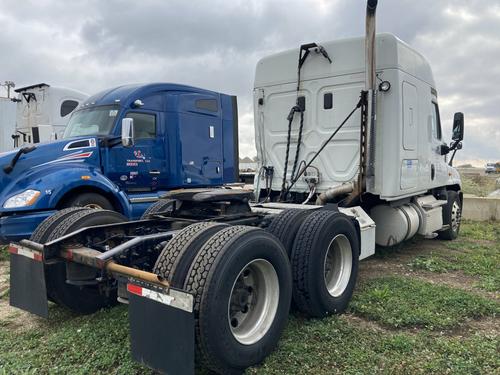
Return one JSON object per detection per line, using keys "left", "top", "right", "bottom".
{"left": 0, "top": 83, "right": 238, "bottom": 243}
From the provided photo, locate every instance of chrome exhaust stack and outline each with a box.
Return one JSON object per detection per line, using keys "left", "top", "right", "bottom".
{"left": 366, "top": 0, "right": 378, "bottom": 92}
{"left": 365, "top": 0, "right": 378, "bottom": 191}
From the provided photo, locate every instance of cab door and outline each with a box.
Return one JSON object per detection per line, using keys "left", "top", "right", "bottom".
{"left": 429, "top": 100, "right": 448, "bottom": 186}
{"left": 104, "top": 111, "right": 167, "bottom": 192}
{"left": 401, "top": 81, "right": 419, "bottom": 190}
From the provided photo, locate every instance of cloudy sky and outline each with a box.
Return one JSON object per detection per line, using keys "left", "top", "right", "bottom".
{"left": 0, "top": 0, "right": 498, "bottom": 165}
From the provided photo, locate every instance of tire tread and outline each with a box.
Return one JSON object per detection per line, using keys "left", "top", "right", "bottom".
{"left": 184, "top": 225, "right": 257, "bottom": 373}
{"left": 153, "top": 222, "right": 227, "bottom": 286}
{"left": 30, "top": 207, "right": 89, "bottom": 243}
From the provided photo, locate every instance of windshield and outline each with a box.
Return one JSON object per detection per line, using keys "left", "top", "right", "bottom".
{"left": 63, "top": 105, "right": 119, "bottom": 138}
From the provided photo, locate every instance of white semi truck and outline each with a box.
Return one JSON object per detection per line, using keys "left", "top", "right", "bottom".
{"left": 0, "top": 96, "right": 16, "bottom": 153}
{"left": 8, "top": 1, "right": 464, "bottom": 374}
{"left": 0, "top": 83, "right": 88, "bottom": 153}
{"left": 253, "top": 31, "right": 463, "bottom": 246}
{"left": 12, "top": 83, "right": 88, "bottom": 148}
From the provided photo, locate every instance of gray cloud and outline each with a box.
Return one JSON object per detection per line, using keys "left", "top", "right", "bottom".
{"left": 0, "top": 0, "right": 498, "bottom": 162}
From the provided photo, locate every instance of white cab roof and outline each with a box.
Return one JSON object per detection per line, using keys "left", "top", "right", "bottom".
{"left": 255, "top": 33, "right": 435, "bottom": 89}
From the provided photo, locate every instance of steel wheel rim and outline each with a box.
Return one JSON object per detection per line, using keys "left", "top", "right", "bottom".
{"left": 451, "top": 201, "right": 461, "bottom": 232}
{"left": 323, "top": 234, "right": 352, "bottom": 297}
{"left": 228, "top": 259, "right": 279, "bottom": 345}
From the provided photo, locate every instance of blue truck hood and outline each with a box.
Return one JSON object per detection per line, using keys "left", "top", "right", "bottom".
{"left": 0, "top": 137, "right": 101, "bottom": 209}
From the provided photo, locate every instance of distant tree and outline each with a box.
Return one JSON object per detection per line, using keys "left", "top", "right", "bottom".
{"left": 457, "top": 164, "right": 473, "bottom": 168}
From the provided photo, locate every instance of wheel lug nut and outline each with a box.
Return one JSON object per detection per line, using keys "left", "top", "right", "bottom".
{"left": 231, "top": 318, "right": 239, "bottom": 327}
{"left": 241, "top": 305, "right": 249, "bottom": 313}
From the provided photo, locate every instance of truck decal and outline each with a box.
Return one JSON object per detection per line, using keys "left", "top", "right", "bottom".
{"left": 35, "top": 151, "right": 94, "bottom": 168}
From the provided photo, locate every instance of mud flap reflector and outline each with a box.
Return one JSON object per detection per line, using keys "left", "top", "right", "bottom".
{"left": 127, "top": 281, "right": 195, "bottom": 375}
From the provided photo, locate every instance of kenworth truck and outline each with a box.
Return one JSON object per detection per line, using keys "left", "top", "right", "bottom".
{"left": 0, "top": 83, "right": 238, "bottom": 242}
{"left": 8, "top": 1, "right": 465, "bottom": 374}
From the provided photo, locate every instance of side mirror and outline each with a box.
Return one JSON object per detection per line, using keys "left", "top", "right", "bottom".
{"left": 439, "top": 144, "right": 450, "bottom": 155}
{"left": 452, "top": 112, "right": 464, "bottom": 141}
{"left": 121, "top": 118, "right": 134, "bottom": 147}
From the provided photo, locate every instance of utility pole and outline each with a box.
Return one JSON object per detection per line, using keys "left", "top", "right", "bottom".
{"left": 1, "top": 81, "right": 15, "bottom": 98}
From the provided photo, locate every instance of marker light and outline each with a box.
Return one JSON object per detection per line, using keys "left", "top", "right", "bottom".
{"left": 379, "top": 81, "right": 391, "bottom": 92}
{"left": 3, "top": 189, "right": 41, "bottom": 208}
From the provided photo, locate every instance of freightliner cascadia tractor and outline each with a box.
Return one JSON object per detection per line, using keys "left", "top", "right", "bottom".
{"left": 8, "top": 1, "right": 464, "bottom": 374}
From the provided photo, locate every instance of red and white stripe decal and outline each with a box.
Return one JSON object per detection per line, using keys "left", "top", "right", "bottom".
{"left": 35, "top": 151, "right": 94, "bottom": 168}
{"left": 127, "top": 283, "right": 175, "bottom": 306}
{"left": 8, "top": 246, "right": 42, "bottom": 262}
{"left": 63, "top": 151, "right": 93, "bottom": 159}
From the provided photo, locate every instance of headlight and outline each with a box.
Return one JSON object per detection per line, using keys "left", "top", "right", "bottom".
{"left": 3, "top": 190, "right": 41, "bottom": 208}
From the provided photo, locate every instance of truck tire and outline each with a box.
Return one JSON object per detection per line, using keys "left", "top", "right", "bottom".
{"left": 141, "top": 199, "right": 178, "bottom": 219}
{"left": 30, "top": 207, "right": 90, "bottom": 244}
{"left": 153, "top": 222, "right": 228, "bottom": 288}
{"left": 64, "top": 192, "right": 114, "bottom": 210}
{"left": 47, "top": 209, "right": 127, "bottom": 242}
{"left": 183, "top": 226, "right": 292, "bottom": 374}
{"left": 266, "top": 209, "right": 314, "bottom": 257}
{"left": 45, "top": 209, "right": 127, "bottom": 314}
{"left": 438, "top": 190, "right": 462, "bottom": 240}
{"left": 291, "top": 210, "right": 359, "bottom": 318}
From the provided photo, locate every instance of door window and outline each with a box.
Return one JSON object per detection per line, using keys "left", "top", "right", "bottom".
{"left": 127, "top": 112, "right": 156, "bottom": 139}
{"left": 431, "top": 102, "right": 442, "bottom": 140}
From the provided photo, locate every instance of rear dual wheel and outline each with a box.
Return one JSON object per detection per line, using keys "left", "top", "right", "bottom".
{"left": 141, "top": 199, "right": 178, "bottom": 220}
{"left": 154, "top": 225, "right": 292, "bottom": 374}
{"left": 33, "top": 209, "right": 127, "bottom": 314}
{"left": 266, "top": 208, "right": 313, "bottom": 256}
{"left": 267, "top": 209, "right": 360, "bottom": 318}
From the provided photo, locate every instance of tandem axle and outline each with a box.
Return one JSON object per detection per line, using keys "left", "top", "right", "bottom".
{"left": 9, "top": 188, "right": 375, "bottom": 374}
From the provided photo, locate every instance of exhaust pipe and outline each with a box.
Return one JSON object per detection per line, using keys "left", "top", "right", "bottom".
{"left": 366, "top": 0, "right": 378, "bottom": 92}
{"left": 365, "top": 0, "right": 378, "bottom": 191}
{"left": 316, "top": 181, "right": 356, "bottom": 205}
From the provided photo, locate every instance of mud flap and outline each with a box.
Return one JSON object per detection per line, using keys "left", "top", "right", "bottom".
{"left": 127, "top": 281, "right": 195, "bottom": 375}
{"left": 9, "top": 245, "right": 48, "bottom": 318}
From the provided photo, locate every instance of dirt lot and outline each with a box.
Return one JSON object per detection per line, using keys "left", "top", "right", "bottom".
{"left": 0, "top": 221, "right": 498, "bottom": 374}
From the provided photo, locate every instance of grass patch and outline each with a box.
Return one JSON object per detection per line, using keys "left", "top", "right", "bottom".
{"left": 0, "top": 305, "right": 152, "bottom": 374}
{"left": 407, "top": 222, "right": 500, "bottom": 291}
{"left": 461, "top": 175, "right": 497, "bottom": 197}
{"left": 1, "top": 221, "right": 498, "bottom": 374}
{"left": 458, "top": 221, "right": 499, "bottom": 242}
{"left": 0, "top": 246, "right": 8, "bottom": 262}
{"left": 407, "top": 253, "right": 452, "bottom": 273}
{"left": 249, "top": 316, "right": 500, "bottom": 375}
{"left": 349, "top": 276, "right": 498, "bottom": 330}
